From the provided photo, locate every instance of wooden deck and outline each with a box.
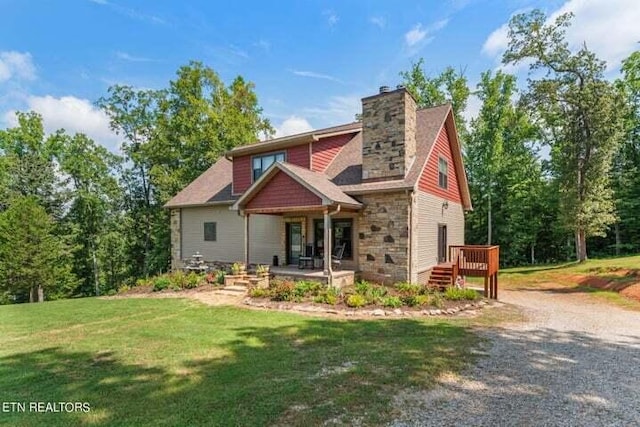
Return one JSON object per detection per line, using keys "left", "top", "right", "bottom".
{"left": 449, "top": 245, "right": 500, "bottom": 299}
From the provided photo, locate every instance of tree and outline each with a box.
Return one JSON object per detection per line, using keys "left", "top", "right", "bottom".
{"left": 465, "top": 70, "right": 546, "bottom": 265}
{"left": 55, "top": 132, "right": 122, "bottom": 296}
{"left": 503, "top": 10, "right": 625, "bottom": 261}
{"left": 0, "top": 197, "right": 75, "bottom": 303}
{"left": 400, "top": 58, "right": 471, "bottom": 139}
{"left": 0, "top": 111, "right": 66, "bottom": 217}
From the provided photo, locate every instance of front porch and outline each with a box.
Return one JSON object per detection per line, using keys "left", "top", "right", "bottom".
{"left": 271, "top": 266, "right": 355, "bottom": 287}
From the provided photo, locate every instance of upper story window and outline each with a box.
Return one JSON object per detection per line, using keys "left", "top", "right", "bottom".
{"left": 438, "top": 157, "right": 448, "bottom": 189}
{"left": 253, "top": 152, "right": 285, "bottom": 181}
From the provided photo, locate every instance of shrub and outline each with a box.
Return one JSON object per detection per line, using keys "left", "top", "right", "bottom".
{"left": 117, "top": 284, "right": 131, "bottom": 294}
{"left": 153, "top": 276, "right": 171, "bottom": 292}
{"left": 402, "top": 295, "right": 419, "bottom": 307}
{"left": 135, "top": 278, "right": 152, "bottom": 288}
{"left": 355, "top": 280, "right": 388, "bottom": 304}
{"left": 184, "top": 272, "right": 202, "bottom": 289}
{"left": 314, "top": 286, "right": 341, "bottom": 305}
{"left": 249, "top": 288, "right": 270, "bottom": 298}
{"left": 106, "top": 289, "right": 117, "bottom": 296}
{"left": 216, "top": 270, "right": 225, "bottom": 285}
{"left": 256, "top": 264, "right": 269, "bottom": 275}
{"left": 346, "top": 294, "right": 367, "bottom": 308}
{"left": 272, "top": 280, "right": 296, "bottom": 301}
{"left": 205, "top": 272, "right": 217, "bottom": 284}
{"left": 294, "top": 280, "right": 322, "bottom": 298}
{"left": 414, "top": 294, "right": 430, "bottom": 306}
{"left": 396, "top": 282, "right": 423, "bottom": 296}
{"left": 231, "top": 262, "right": 245, "bottom": 275}
{"left": 382, "top": 296, "right": 403, "bottom": 308}
{"left": 430, "top": 292, "right": 444, "bottom": 308}
{"left": 444, "top": 287, "right": 479, "bottom": 301}
{"left": 355, "top": 280, "right": 372, "bottom": 295}
{"left": 169, "top": 271, "right": 187, "bottom": 289}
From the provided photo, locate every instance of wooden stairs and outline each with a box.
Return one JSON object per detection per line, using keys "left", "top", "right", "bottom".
{"left": 427, "top": 263, "right": 454, "bottom": 289}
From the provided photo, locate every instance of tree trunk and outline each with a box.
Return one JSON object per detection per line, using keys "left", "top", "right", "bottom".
{"left": 90, "top": 239, "right": 100, "bottom": 296}
{"left": 37, "top": 285, "right": 43, "bottom": 302}
{"left": 531, "top": 243, "right": 535, "bottom": 264}
{"left": 30, "top": 286, "right": 43, "bottom": 303}
{"left": 487, "top": 192, "right": 492, "bottom": 245}
{"left": 615, "top": 223, "right": 620, "bottom": 256}
{"left": 576, "top": 228, "right": 587, "bottom": 262}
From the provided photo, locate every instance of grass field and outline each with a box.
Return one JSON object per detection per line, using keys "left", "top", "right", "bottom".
{"left": 497, "top": 254, "right": 640, "bottom": 310}
{"left": 0, "top": 297, "right": 485, "bottom": 426}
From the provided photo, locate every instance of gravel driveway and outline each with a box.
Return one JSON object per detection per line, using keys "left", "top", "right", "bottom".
{"left": 393, "top": 289, "right": 640, "bottom": 426}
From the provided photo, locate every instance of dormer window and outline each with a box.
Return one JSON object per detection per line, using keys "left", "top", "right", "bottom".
{"left": 252, "top": 152, "right": 285, "bottom": 181}
{"left": 438, "top": 157, "right": 448, "bottom": 189}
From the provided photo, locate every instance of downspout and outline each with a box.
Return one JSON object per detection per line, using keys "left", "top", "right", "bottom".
{"left": 407, "top": 190, "right": 414, "bottom": 284}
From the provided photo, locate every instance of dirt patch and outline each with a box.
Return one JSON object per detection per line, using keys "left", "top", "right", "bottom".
{"left": 563, "top": 270, "right": 640, "bottom": 302}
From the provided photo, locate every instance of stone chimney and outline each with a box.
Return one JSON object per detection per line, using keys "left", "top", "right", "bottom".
{"left": 361, "top": 86, "right": 417, "bottom": 181}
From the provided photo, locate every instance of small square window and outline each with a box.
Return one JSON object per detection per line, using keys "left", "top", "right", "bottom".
{"left": 438, "top": 157, "right": 448, "bottom": 189}
{"left": 204, "top": 222, "right": 217, "bottom": 241}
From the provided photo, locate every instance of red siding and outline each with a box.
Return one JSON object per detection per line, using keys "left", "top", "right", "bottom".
{"left": 246, "top": 171, "right": 322, "bottom": 209}
{"left": 232, "top": 144, "right": 310, "bottom": 194}
{"left": 418, "top": 125, "right": 462, "bottom": 203}
{"left": 233, "top": 155, "right": 251, "bottom": 194}
{"left": 311, "top": 134, "right": 352, "bottom": 172}
{"left": 286, "top": 144, "right": 310, "bottom": 168}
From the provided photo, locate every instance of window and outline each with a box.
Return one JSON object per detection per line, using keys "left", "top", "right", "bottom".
{"left": 204, "top": 222, "right": 217, "bottom": 241}
{"left": 314, "top": 219, "right": 353, "bottom": 259}
{"left": 438, "top": 157, "right": 448, "bottom": 189}
{"left": 252, "top": 152, "right": 285, "bottom": 181}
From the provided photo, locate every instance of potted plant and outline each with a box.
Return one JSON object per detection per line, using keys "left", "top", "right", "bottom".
{"left": 256, "top": 264, "right": 270, "bottom": 278}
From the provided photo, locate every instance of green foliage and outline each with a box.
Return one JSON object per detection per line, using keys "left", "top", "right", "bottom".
{"left": 346, "top": 294, "right": 367, "bottom": 308}
{"left": 271, "top": 280, "right": 296, "bottom": 302}
{"left": 169, "top": 271, "right": 187, "bottom": 289}
{"left": 400, "top": 58, "right": 471, "bottom": 140}
{"left": 293, "top": 280, "right": 322, "bottom": 298}
{"left": 396, "top": 282, "right": 424, "bottom": 296}
{"left": 184, "top": 272, "right": 202, "bottom": 289}
{"left": 249, "top": 287, "right": 270, "bottom": 298}
{"left": 152, "top": 276, "right": 171, "bottom": 292}
{"left": 381, "top": 296, "right": 403, "bottom": 308}
{"left": 216, "top": 270, "right": 225, "bottom": 285}
{"left": 443, "top": 288, "right": 479, "bottom": 301}
{"left": 430, "top": 292, "right": 444, "bottom": 308}
{"left": 0, "top": 196, "right": 76, "bottom": 302}
{"left": 414, "top": 295, "right": 431, "bottom": 306}
{"left": 231, "top": 262, "right": 244, "bottom": 275}
{"left": 503, "top": 10, "right": 624, "bottom": 261}
{"left": 314, "top": 286, "right": 342, "bottom": 305}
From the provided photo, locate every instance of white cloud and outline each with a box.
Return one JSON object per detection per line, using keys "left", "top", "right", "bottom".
{"left": 404, "top": 19, "right": 449, "bottom": 48}
{"left": 302, "top": 95, "right": 361, "bottom": 124}
{"left": 482, "top": 0, "right": 640, "bottom": 70}
{"left": 482, "top": 23, "right": 509, "bottom": 58}
{"left": 4, "top": 95, "right": 121, "bottom": 152}
{"left": 323, "top": 9, "right": 339, "bottom": 27}
{"left": 289, "top": 69, "right": 342, "bottom": 83}
{"left": 370, "top": 16, "right": 386, "bottom": 28}
{"left": 275, "top": 116, "right": 314, "bottom": 138}
{"left": 405, "top": 24, "right": 428, "bottom": 47}
{"left": 0, "top": 51, "right": 36, "bottom": 83}
{"left": 115, "top": 51, "right": 154, "bottom": 62}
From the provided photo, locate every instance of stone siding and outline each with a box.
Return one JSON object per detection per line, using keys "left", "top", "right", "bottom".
{"left": 357, "top": 191, "right": 410, "bottom": 284}
{"left": 361, "top": 89, "right": 417, "bottom": 180}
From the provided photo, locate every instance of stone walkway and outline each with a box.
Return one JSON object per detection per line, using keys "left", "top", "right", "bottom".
{"left": 392, "top": 289, "right": 640, "bottom": 426}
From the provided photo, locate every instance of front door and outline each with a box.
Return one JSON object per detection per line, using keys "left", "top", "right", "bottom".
{"left": 286, "top": 222, "right": 303, "bottom": 265}
{"left": 438, "top": 224, "right": 448, "bottom": 263}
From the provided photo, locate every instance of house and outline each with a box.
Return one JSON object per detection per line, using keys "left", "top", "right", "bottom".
{"left": 165, "top": 86, "right": 472, "bottom": 285}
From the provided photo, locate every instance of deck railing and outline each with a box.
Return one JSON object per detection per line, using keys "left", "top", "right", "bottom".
{"left": 448, "top": 245, "right": 500, "bottom": 299}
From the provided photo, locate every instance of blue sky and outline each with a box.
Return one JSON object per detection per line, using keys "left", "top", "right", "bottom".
{"left": 0, "top": 0, "right": 638, "bottom": 151}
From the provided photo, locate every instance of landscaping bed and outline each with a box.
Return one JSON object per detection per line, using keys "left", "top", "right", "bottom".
{"left": 245, "top": 279, "right": 487, "bottom": 317}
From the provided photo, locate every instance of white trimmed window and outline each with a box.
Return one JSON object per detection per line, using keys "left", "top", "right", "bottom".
{"left": 438, "top": 157, "right": 448, "bottom": 189}
{"left": 252, "top": 152, "right": 285, "bottom": 181}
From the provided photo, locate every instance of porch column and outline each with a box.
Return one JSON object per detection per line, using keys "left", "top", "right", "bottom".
{"left": 244, "top": 212, "right": 250, "bottom": 266}
{"left": 323, "top": 208, "right": 332, "bottom": 281}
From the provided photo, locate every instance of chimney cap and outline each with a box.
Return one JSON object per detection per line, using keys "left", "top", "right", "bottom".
{"left": 379, "top": 85, "right": 390, "bottom": 94}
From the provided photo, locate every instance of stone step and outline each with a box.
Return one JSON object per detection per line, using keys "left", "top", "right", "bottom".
{"left": 233, "top": 280, "right": 250, "bottom": 287}
{"left": 216, "top": 289, "right": 247, "bottom": 296}
{"left": 224, "top": 285, "right": 248, "bottom": 293}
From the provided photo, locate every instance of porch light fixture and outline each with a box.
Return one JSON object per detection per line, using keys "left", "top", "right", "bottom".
{"left": 442, "top": 200, "right": 449, "bottom": 210}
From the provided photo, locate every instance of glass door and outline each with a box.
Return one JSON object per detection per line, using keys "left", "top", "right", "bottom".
{"left": 287, "top": 222, "right": 303, "bottom": 265}
{"left": 438, "top": 224, "right": 448, "bottom": 263}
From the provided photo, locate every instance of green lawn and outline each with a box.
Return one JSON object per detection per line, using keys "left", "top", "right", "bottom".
{"left": 0, "top": 297, "right": 483, "bottom": 426}
{"left": 497, "top": 254, "right": 640, "bottom": 310}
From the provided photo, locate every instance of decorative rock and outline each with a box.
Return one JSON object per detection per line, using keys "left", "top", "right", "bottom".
{"left": 372, "top": 309, "right": 385, "bottom": 316}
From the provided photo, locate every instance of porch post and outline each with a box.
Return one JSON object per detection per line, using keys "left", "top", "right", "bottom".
{"left": 323, "top": 208, "right": 332, "bottom": 282}
{"left": 244, "top": 212, "right": 250, "bottom": 266}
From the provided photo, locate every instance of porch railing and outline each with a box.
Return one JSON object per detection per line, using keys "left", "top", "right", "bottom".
{"left": 448, "top": 245, "right": 500, "bottom": 299}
